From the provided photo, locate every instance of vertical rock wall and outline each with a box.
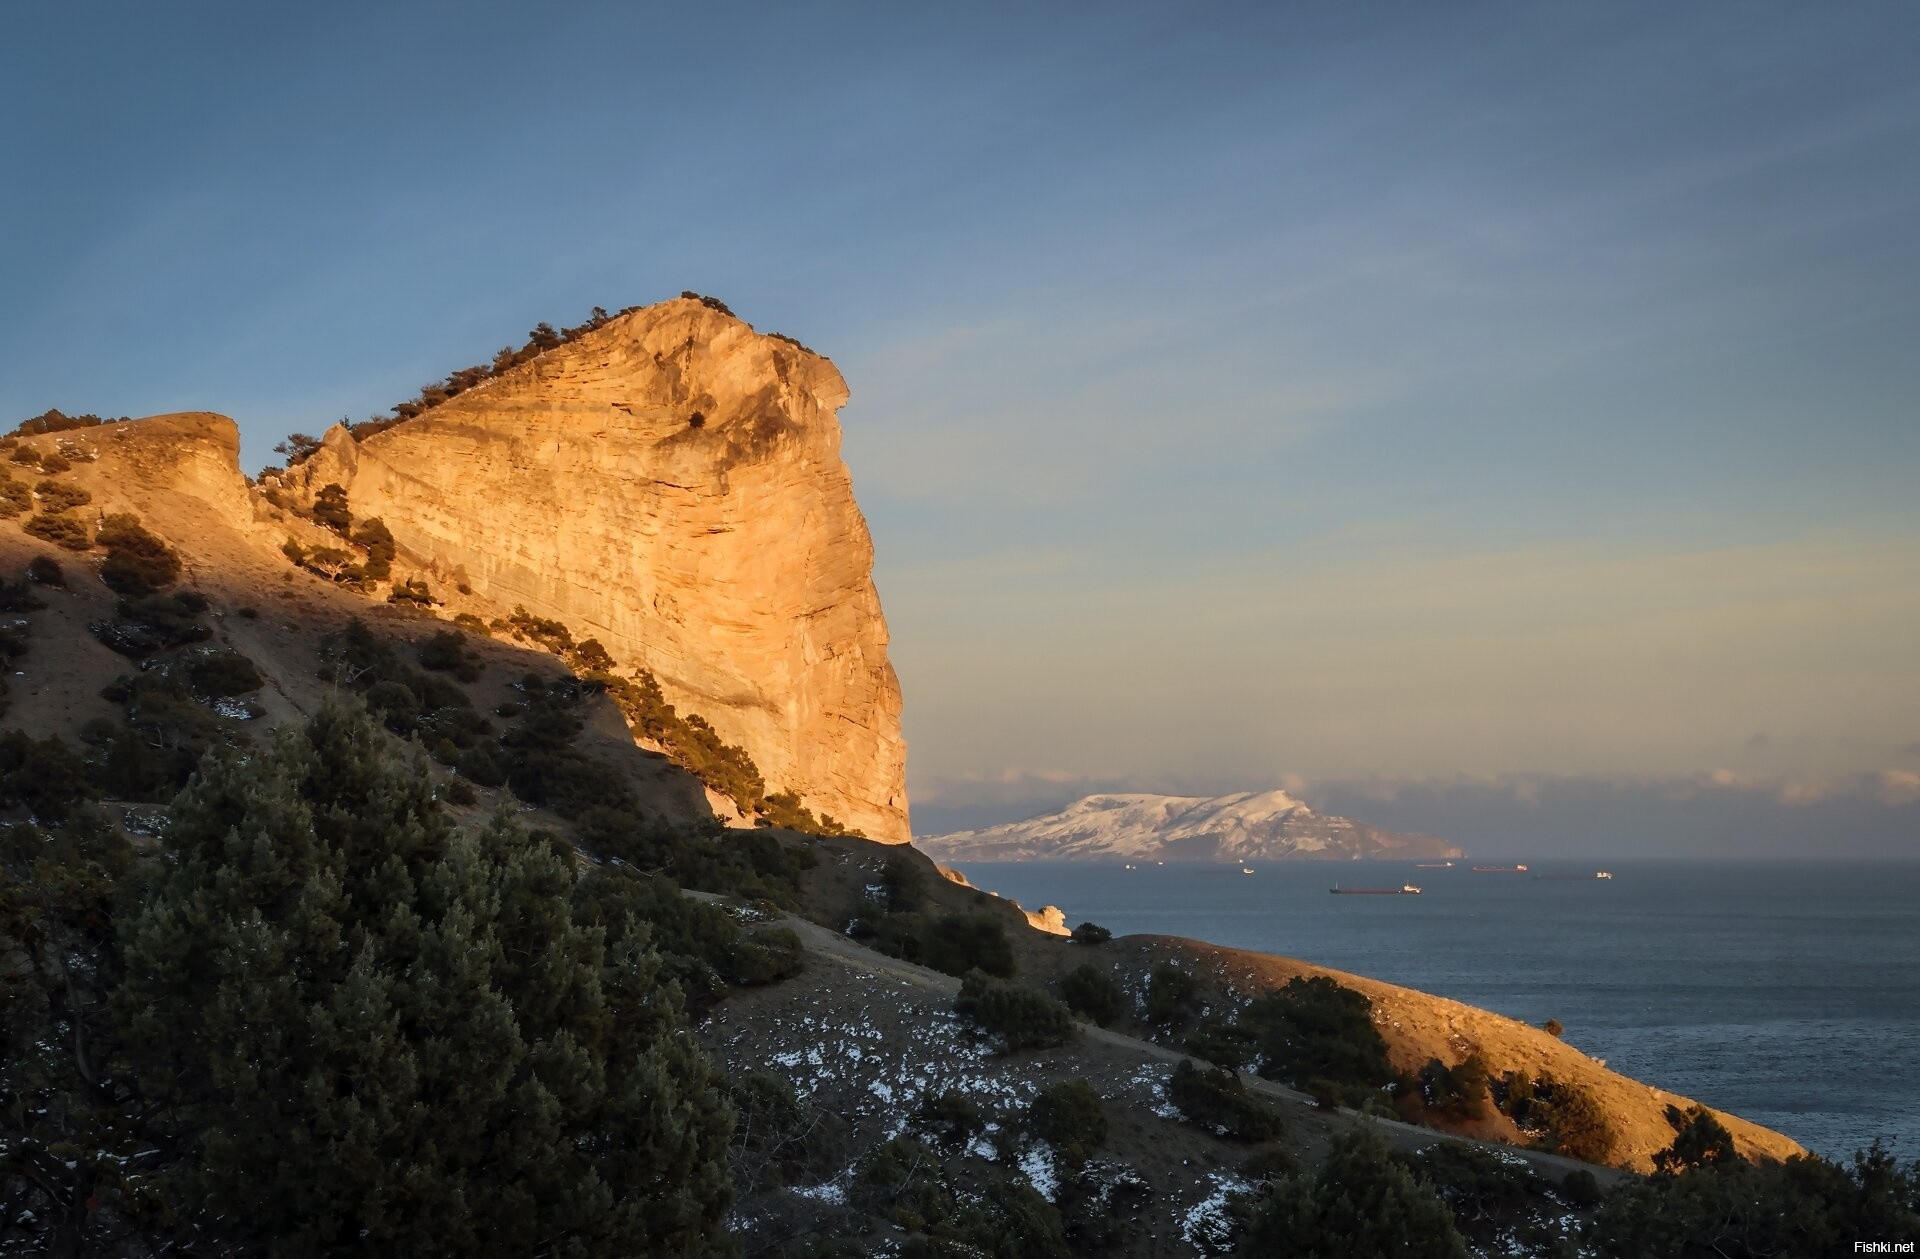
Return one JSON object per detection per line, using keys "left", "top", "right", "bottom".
{"left": 300, "top": 298, "right": 909, "bottom": 840}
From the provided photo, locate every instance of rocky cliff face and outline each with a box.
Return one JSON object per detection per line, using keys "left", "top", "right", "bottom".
{"left": 293, "top": 299, "right": 909, "bottom": 840}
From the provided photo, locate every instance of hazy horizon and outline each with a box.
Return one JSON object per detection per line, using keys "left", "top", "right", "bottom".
{"left": 4, "top": 4, "right": 1916, "bottom": 857}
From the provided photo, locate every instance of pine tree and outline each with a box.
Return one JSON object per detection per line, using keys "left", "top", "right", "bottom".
{"left": 116, "top": 704, "right": 735, "bottom": 1256}
{"left": 1239, "top": 1125, "right": 1468, "bottom": 1258}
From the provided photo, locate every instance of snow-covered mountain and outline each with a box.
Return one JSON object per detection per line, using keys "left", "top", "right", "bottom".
{"left": 917, "top": 790, "right": 1464, "bottom": 863}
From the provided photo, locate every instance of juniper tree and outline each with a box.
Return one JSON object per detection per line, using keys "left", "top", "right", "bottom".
{"left": 116, "top": 704, "right": 735, "bottom": 1257}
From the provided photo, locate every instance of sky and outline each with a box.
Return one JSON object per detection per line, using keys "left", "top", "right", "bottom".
{"left": 3, "top": 3, "right": 1916, "bottom": 855}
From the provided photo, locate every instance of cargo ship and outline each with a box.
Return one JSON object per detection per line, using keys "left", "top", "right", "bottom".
{"left": 1471, "top": 864, "right": 1528, "bottom": 873}
{"left": 1415, "top": 861, "right": 1454, "bottom": 868}
{"left": 1331, "top": 884, "right": 1422, "bottom": 895}
{"left": 1535, "top": 871, "right": 1614, "bottom": 881}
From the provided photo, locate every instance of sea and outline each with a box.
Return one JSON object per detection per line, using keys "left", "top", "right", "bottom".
{"left": 946, "top": 859, "right": 1920, "bottom": 1161}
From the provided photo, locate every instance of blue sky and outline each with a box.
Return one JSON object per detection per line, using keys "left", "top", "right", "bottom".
{"left": 4, "top": 3, "right": 1916, "bottom": 851}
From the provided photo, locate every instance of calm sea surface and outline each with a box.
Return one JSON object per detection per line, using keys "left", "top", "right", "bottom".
{"left": 948, "top": 859, "right": 1920, "bottom": 1160}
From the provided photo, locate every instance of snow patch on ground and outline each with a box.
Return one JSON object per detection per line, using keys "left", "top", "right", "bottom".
{"left": 1181, "top": 1172, "right": 1252, "bottom": 1254}
{"left": 1016, "top": 1145, "right": 1058, "bottom": 1202}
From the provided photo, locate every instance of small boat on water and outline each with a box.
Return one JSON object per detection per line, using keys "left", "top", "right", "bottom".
{"left": 1471, "top": 864, "right": 1528, "bottom": 873}
{"left": 1415, "top": 861, "right": 1454, "bottom": 868}
{"left": 1535, "top": 872, "right": 1614, "bottom": 881}
{"left": 1240, "top": 866, "right": 1255, "bottom": 875}
{"left": 1331, "top": 884, "right": 1421, "bottom": 895}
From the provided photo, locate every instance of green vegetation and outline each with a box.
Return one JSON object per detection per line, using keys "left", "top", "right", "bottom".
{"left": 1497, "top": 1071, "right": 1620, "bottom": 1164}
{"left": 954, "top": 972, "right": 1077, "bottom": 1052}
{"left": 1145, "top": 961, "right": 1198, "bottom": 1027}
{"left": 1165, "top": 1059, "right": 1284, "bottom": 1142}
{"left": 25, "top": 554, "right": 63, "bottom": 586}
{"left": 327, "top": 306, "right": 626, "bottom": 445}
{"left": 1242, "top": 1126, "right": 1468, "bottom": 1258}
{"left": 23, "top": 511, "right": 90, "bottom": 550}
{"left": 96, "top": 512, "right": 182, "bottom": 595}
{"left": 8, "top": 408, "right": 128, "bottom": 437}
{"left": 85, "top": 669, "right": 253, "bottom": 800}
{"left": 868, "top": 910, "right": 1016, "bottom": 978}
{"left": 1241, "top": 974, "right": 1395, "bottom": 1106}
{"left": 113, "top": 705, "right": 736, "bottom": 1255}
{"left": 1057, "top": 963, "right": 1126, "bottom": 1026}
{"left": 1414, "top": 1052, "right": 1494, "bottom": 1124}
{"left": 1025, "top": 1079, "right": 1107, "bottom": 1161}
{"left": 1069, "top": 920, "right": 1111, "bottom": 945}
{"left": 90, "top": 591, "right": 212, "bottom": 657}
{"left": 0, "top": 473, "right": 32, "bottom": 516}
{"left": 1652, "top": 1104, "right": 1738, "bottom": 1174}
{"left": 350, "top": 516, "right": 396, "bottom": 579}
{"left": 1587, "top": 1143, "right": 1920, "bottom": 1257}
{"left": 312, "top": 481, "right": 352, "bottom": 534}
{"left": 33, "top": 478, "right": 90, "bottom": 511}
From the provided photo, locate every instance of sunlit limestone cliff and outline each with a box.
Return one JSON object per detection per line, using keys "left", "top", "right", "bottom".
{"left": 284, "top": 298, "right": 908, "bottom": 840}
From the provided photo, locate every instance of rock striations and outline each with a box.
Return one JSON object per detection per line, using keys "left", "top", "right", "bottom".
{"left": 920, "top": 789, "right": 1463, "bottom": 862}
{"left": 292, "top": 298, "right": 909, "bottom": 840}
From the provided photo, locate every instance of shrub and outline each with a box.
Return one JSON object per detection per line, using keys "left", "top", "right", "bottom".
{"left": 955, "top": 972, "right": 1076, "bottom": 1052}
{"left": 33, "top": 479, "right": 90, "bottom": 511}
{"left": 880, "top": 851, "right": 927, "bottom": 912}
{"left": 25, "top": 555, "right": 63, "bottom": 586}
{"left": 910, "top": 1089, "right": 986, "bottom": 1148}
{"left": 1400, "top": 1142, "right": 1545, "bottom": 1247}
{"left": 23, "top": 512, "right": 90, "bottom": 550}
{"left": 1184, "top": 1016, "right": 1260, "bottom": 1071}
{"left": 1588, "top": 1144, "right": 1920, "bottom": 1258}
{"left": 571, "top": 638, "right": 616, "bottom": 673}
{"left": 1242, "top": 1126, "right": 1467, "bottom": 1258}
{"left": 918, "top": 912, "right": 1016, "bottom": 979}
{"left": 38, "top": 450, "right": 71, "bottom": 473}
{"left": 181, "top": 647, "right": 265, "bottom": 698}
{"left": 90, "top": 592, "right": 211, "bottom": 657}
{"left": 9, "top": 445, "right": 40, "bottom": 466}
{"left": 0, "top": 731, "right": 93, "bottom": 821}
{"left": 1416, "top": 1053, "right": 1494, "bottom": 1123}
{"left": 1543, "top": 1018, "right": 1564, "bottom": 1038}
{"left": 1057, "top": 964, "right": 1125, "bottom": 1026}
{"left": 1243, "top": 974, "right": 1394, "bottom": 1103}
{"left": 1145, "top": 962, "right": 1198, "bottom": 1027}
{"left": 86, "top": 673, "right": 239, "bottom": 799}
{"left": 453, "top": 612, "right": 489, "bottom": 632}
{"left": 312, "top": 482, "right": 351, "bottom": 534}
{"left": 417, "top": 628, "right": 481, "bottom": 680}
{"left": 1166, "top": 1059, "right": 1283, "bottom": 1142}
{"left": 1070, "top": 920, "right": 1112, "bottom": 945}
{"left": 1653, "top": 1105, "right": 1737, "bottom": 1174}
{"left": 387, "top": 576, "right": 434, "bottom": 604}
{"left": 506, "top": 604, "right": 573, "bottom": 653}
{"left": 729, "top": 925, "right": 805, "bottom": 986}
{"left": 1026, "top": 1079, "right": 1107, "bottom": 1160}
{"left": 350, "top": 517, "right": 396, "bottom": 580}
{"left": 0, "top": 581, "right": 43, "bottom": 616}
{"left": 9, "top": 408, "right": 124, "bottom": 437}
{"left": 97, "top": 513, "right": 182, "bottom": 594}
{"left": 1500, "top": 1073, "right": 1618, "bottom": 1165}
{"left": 0, "top": 476, "right": 31, "bottom": 516}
